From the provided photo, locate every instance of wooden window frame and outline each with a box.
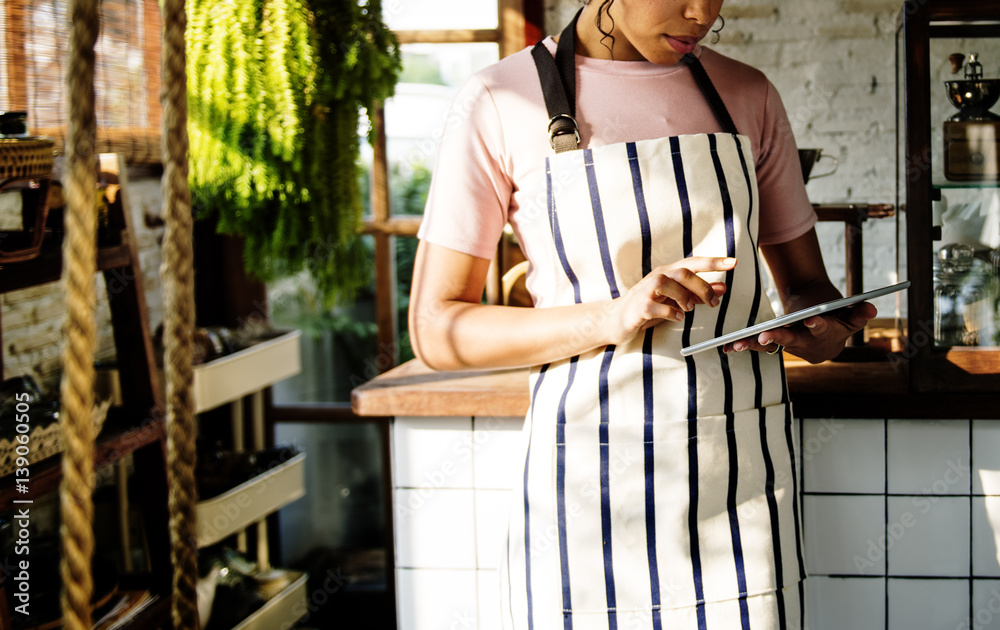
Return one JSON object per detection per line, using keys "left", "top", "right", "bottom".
{"left": 362, "top": 0, "right": 542, "bottom": 372}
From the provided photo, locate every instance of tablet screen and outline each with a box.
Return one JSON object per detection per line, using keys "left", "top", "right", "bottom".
{"left": 679, "top": 281, "right": 910, "bottom": 357}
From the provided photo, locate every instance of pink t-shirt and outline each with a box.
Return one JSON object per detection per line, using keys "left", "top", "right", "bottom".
{"left": 418, "top": 38, "right": 817, "bottom": 277}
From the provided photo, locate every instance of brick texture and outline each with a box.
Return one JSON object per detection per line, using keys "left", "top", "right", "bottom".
{"left": 1, "top": 176, "right": 164, "bottom": 393}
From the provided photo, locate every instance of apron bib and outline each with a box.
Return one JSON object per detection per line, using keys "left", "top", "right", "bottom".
{"left": 501, "top": 13, "right": 805, "bottom": 630}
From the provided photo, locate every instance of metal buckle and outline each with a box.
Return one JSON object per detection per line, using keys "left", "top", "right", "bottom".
{"left": 547, "top": 114, "right": 580, "bottom": 150}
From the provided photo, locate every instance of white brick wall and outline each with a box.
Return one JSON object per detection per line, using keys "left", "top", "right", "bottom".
{"left": 1, "top": 175, "right": 165, "bottom": 391}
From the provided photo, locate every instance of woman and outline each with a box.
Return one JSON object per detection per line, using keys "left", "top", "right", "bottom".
{"left": 409, "top": 1, "right": 876, "bottom": 628}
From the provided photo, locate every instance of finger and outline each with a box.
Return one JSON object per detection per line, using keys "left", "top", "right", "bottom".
{"left": 651, "top": 271, "right": 710, "bottom": 310}
{"left": 643, "top": 301, "right": 687, "bottom": 323}
{"left": 658, "top": 268, "right": 725, "bottom": 307}
{"left": 756, "top": 328, "right": 798, "bottom": 349}
{"left": 667, "top": 256, "right": 738, "bottom": 274}
{"left": 844, "top": 301, "right": 878, "bottom": 327}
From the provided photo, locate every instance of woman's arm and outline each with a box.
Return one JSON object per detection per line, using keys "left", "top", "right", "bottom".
{"left": 724, "top": 227, "right": 877, "bottom": 363}
{"left": 409, "top": 240, "right": 734, "bottom": 371}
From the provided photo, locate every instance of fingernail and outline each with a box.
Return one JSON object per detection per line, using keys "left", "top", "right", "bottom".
{"left": 761, "top": 338, "right": 772, "bottom": 346}
{"left": 710, "top": 296, "right": 720, "bottom": 307}
{"left": 687, "top": 300, "right": 695, "bottom": 311}
{"left": 724, "top": 257, "right": 737, "bottom": 266}
{"left": 805, "top": 321, "right": 817, "bottom": 329}
{"left": 674, "top": 312, "right": 685, "bottom": 321}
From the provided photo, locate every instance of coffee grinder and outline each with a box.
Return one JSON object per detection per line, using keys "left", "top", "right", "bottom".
{"left": 944, "top": 52, "right": 1000, "bottom": 181}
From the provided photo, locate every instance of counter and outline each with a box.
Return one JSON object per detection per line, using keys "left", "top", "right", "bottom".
{"left": 352, "top": 349, "right": 1000, "bottom": 420}
{"left": 353, "top": 345, "right": 1000, "bottom": 630}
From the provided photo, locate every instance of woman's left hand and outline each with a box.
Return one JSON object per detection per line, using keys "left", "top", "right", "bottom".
{"left": 722, "top": 301, "right": 878, "bottom": 363}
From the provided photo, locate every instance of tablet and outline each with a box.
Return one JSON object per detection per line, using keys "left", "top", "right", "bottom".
{"left": 679, "top": 280, "right": 910, "bottom": 357}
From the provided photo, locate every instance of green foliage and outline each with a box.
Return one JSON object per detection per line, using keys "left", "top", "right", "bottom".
{"left": 186, "top": 0, "right": 401, "bottom": 308}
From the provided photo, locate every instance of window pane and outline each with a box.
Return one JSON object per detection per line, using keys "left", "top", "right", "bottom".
{"left": 384, "top": 43, "right": 500, "bottom": 199}
{"left": 383, "top": 44, "right": 499, "bottom": 361}
{"left": 383, "top": 0, "right": 498, "bottom": 31}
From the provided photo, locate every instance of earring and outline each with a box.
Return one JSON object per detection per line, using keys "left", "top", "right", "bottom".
{"left": 711, "top": 15, "right": 725, "bottom": 43}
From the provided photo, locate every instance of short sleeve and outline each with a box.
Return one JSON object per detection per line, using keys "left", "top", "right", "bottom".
{"left": 755, "top": 81, "right": 818, "bottom": 245}
{"left": 417, "top": 76, "right": 512, "bottom": 260}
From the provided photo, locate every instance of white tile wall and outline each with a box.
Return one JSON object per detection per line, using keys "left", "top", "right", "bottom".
{"left": 974, "top": 497, "right": 1000, "bottom": 578}
{"left": 806, "top": 576, "right": 884, "bottom": 630}
{"left": 802, "top": 417, "right": 884, "bottom": 494}
{"left": 473, "top": 416, "right": 524, "bottom": 490}
{"left": 393, "top": 416, "right": 475, "bottom": 489}
{"left": 886, "top": 496, "right": 969, "bottom": 577}
{"left": 393, "top": 416, "right": 518, "bottom": 630}
{"left": 887, "top": 579, "right": 969, "bottom": 630}
{"left": 393, "top": 414, "right": 995, "bottom": 629}
{"left": 974, "top": 420, "right": 1000, "bottom": 496}
{"left": 972, "top": 580, "right": 1000, "bottom": 630}
{"left": 887, "top": 420, "right": 971, "bottom": 495}
{"left": 805, "top": 495, "right": 886, "bottom": 576}
{"left": 800, "top": 418, "right": 990, "bottom": 630}
{"left": 394, "top": 488, "right": 476, "bottom": 569}
{"left": 396, "top": 568, "right": 479, "bottom": 630}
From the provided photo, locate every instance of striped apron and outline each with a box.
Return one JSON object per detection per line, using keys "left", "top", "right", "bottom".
{"left": 500, "top": 14, "right": 806, "bottom": 630}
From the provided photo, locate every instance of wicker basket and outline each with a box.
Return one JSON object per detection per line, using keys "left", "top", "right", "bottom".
{"left": 0, "top": 137, "right": 55, "bottom": 181}
{"left": 0, "top": 137, "right": 56, "bottom": 263}
{"left": 0, "top": 399, "right": 111, "bottom": 477}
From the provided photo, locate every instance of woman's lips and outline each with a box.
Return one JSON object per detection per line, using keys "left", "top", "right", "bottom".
{"left": 665, "top": 35, "right": 698, "bottom": 55}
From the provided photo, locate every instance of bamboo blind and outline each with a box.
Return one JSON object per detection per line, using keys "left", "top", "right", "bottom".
{"left": 1, "top": 0, "right": 162, "bottom": 163}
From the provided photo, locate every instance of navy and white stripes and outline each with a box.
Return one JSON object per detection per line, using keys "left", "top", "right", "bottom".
{"left": 505, "top": 134, "right": 803, "bottom": 630}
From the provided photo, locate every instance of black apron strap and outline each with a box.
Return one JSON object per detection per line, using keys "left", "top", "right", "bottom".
{"left": 531, "top": 10, "right": 741, "bottom": 153}
{"left": 531, "top": 10, "right": 582, "bottom": 153}
{"left": 682, "top": 53, "right": 740, "bottom": 136}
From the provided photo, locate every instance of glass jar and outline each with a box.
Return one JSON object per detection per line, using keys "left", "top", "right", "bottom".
{"left": 934, "top": 243, "right": 994, "bottom": 346}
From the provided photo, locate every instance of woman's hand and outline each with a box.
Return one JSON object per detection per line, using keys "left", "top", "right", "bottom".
{"left": 608, "top": 256, "right": 735, "bottom": 346}
{"left": 723, "top": 301, "right": 878, "bottom": 364}
{"left": 753, "top": 227, "right": 880, "bottom": 364}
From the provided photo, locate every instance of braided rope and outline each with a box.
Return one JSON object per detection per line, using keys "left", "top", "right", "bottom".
{"left": 58, "top": 0, "right": 99, "bottom": 627}
{"left": 160, "top": 0, "right": 199, "bottom": 626}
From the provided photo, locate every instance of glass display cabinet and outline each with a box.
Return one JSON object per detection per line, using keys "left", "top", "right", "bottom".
{"left": 897, "top": 0, "right": 1000, "bottom": 392}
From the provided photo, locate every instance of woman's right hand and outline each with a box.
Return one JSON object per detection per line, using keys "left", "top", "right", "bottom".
{"left": 608, "top": 256, "right": 735, "bottom": 346}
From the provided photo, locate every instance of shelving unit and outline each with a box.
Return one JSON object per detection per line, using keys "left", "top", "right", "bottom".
{"left": 0, "top": 152, "right": 172, "bottom": 628}
{"left": 896, "top": 0, "right": 1000, "bottom": 392}
{"left": 189, "top": 329, "right": 307, "bottom": 629}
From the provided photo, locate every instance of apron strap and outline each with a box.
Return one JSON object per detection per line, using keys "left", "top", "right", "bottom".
{"left": 531, "top": 10, "right": 582, "bottom": 153}
{"left": 682, "top": 53, "right": 740, "bottom": 136}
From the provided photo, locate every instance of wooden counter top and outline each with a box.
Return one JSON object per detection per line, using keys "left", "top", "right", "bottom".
{"left": 352, "top": 350, "right": 1000, "bottom": 420}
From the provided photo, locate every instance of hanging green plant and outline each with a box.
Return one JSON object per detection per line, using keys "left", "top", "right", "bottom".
{"left": 186, "top": 0, "right": 401, "bottom": 307}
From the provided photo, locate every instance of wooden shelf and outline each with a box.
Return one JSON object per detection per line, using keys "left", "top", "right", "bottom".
{"left": 195, "top": 452, "right": 306, "bottom": 548}
{"left": 0, "top": 243, "right": 131, "bottom": 293}
{"left": 0, "top": 407, "right": 165, "bottom": 506}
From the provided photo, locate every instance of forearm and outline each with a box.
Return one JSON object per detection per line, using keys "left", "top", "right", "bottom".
{"left": 410, "top": 299, "right": 618, "bottom": 371}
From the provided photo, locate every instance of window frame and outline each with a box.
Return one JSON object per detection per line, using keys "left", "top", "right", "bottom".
{"left": 363, "top": 0, "right": 541, "bottom": 371}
